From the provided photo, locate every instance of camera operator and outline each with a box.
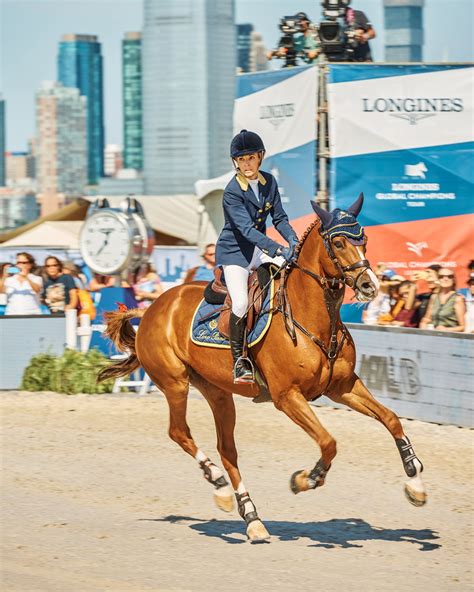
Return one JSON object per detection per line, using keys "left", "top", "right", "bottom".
{"left": 345, "top": 5, "right": 376, "bottom": 61}
{"left": 294, "top": 12, "right": 318, "bottom": 63}
{"left": 268, "top": 12, "right": 318, "bottom": 67}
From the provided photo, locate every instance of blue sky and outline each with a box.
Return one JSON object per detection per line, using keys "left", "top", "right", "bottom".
{"left": 1, "top": 0, "right": 473, "bottom": 151}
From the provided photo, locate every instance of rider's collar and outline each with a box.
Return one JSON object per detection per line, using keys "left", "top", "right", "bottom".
{"left": 236, "top": 171, "right": 267, "bottom": 191}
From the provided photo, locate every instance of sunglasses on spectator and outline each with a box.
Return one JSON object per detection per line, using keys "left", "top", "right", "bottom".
{"left": 438, "top": 273, "right": 454, "bottom": 278}
{"left": 16, "top": 260, "right": 31, "bottom": 265}
{"left": 45, "top": 263, "right": 60, "bottom": 268}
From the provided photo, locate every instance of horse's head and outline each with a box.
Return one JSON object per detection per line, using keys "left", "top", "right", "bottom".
{"left": 311, "top": 193, "right": 379, "bottom": 302}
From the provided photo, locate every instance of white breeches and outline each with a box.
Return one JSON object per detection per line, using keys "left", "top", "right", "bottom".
{"left": 223, "top": 247, "right": 285, "bottom": 317}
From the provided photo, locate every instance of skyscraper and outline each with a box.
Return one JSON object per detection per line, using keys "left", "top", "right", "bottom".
{"left": 143, "top": 0, "right": 235, "bottom": 195}
{"left": 0, "top": 96, "right": 5, "bottom": 187}
{"left": 384, "top": 0, "right": 424, "bottom": 62}
{"left": 58, "top": 34, "right": 104, "bottom": 184}
{"left": 237, "top": 24, "right": 253, "bottom": 73}
{"left": 36, "top": 82, "right": 87, "bottom": 214}
{"left": 123, "top": 32, "right": 143, "bottom": 170}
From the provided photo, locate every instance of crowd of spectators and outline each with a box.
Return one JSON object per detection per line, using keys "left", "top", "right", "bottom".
{"left": 362, "top": 262, "right": 473, "bottom": 333}
{"left": 0, "top": 248, "right": 473, "bottom": 334}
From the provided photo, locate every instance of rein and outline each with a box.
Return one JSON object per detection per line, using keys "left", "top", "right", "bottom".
{"left": 272, "top": 222, "right": 369, "bottom": 396}
{"left": 276, "top": 260, "right": 348, "bottom": 396}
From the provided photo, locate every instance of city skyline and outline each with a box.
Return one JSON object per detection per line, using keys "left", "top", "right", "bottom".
{"left": 1, "top": 0, "right": 473, "bottom": 152}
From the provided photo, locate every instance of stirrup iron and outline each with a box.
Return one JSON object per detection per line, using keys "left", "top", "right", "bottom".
{"left": 233, "top": 356, "right": 255, "bottom": 384}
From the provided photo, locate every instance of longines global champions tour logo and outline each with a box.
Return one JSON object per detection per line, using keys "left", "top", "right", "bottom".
{"left": 260, "top": 103, "right": 295, "bottom": 129}
{"left": 362, "top": 97, "right": 464, "bottom": 125}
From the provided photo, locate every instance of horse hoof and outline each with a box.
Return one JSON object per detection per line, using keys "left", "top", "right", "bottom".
{"left": 290, "top": 470, "right": 310, "bottom": 494}
{"left": 404, "top": 483, "right": 427, "bottom": 507}
{"left": 247, "top": 520, "right": 271, "bottom": 543}
{"left": 214, "top": 493, "right": 234, "bottom": 513}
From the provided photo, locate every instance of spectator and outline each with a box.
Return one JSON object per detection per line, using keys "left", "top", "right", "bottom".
{"left": 389, "top": 280, "right": 418, "bottom": 327}
{"left": 376, "top": 272, "right": 407, "bottom": 325}
{"left": 133, "top": 263, "right": 163, "bottom": 309}
{"left": 410, "top": 266, "right": 440, "bottom": 327}
{"left": 419, "top": 267, "right": 466, "bottom": 332}
{"left": 0, "top": 252, "right": 43, "bottom": 315}
{"left": 183, "top": 243, "right": 216, "bottom": 283}
{"left": 62, "top": 260, "right": 88, "bottom": 290}
{"left": 42, "top": 256, "right": 78, "bottom": 314}
{"left": 464, "top": 275, "right": 474, "bottom": 333}
{"left": 88, "top": 274, "right": 116, "bottom": 292}
{"left": 459, "top": 262, "right": 474, "bottom": 333}
{"left": 362, "top": 266, "right": 392, "bottom": 325}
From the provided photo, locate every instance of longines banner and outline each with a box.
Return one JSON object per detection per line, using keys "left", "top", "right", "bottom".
{"left": 327, "top": 64, "right": 474, "bottom": 278}
{"left": 234, "top": 65, "right": 317, "bottom": 219}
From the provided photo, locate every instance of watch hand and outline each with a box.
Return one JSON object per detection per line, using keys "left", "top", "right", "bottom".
{"left": 95, "top": 237, "right": 109, "bottom": 256}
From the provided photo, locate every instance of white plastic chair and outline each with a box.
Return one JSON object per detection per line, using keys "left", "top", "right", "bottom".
{"left": 110, "top": 354, "right": 153, "bottom": 395}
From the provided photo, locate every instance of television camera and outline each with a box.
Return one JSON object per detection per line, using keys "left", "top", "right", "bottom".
{"left": 269, "top": 14, "right": 315, "bottom": 68}
{"left": 316, "top": 0, "right": 360, "bottom": 62}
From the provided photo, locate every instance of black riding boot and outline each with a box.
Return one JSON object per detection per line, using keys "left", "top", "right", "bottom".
{"left": 229, "top": 313, "right": 254, "bottom": 384}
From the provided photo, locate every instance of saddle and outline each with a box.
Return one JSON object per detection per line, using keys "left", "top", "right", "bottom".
{"left": 203, "top": 265, "right": 273, "bottom": 339}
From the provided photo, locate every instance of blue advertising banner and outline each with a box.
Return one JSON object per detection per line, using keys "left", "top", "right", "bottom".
{"left": 327, "top": 64, "right": 474, "bottom": 279}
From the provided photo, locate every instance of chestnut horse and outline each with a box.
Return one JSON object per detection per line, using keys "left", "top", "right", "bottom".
{"left": 99, "top": 195, "right": 427, "bottom": 542}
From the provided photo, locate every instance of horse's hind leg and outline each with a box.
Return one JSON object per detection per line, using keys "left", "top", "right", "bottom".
{"left": 329, "top": 376, "right": 427, "bottom": 506}
{"left": 194, "top": 377, "right": 270, "bottom": 543}
{"left": 146, "top": 366, "right": 235, "bottom": 512}
{"left": 274, "top": 388, "right": 337, "bottom": 496}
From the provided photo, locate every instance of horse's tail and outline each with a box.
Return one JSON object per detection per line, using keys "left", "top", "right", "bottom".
{"left": 97, "top": 307, "right": 144, "bottom": 383}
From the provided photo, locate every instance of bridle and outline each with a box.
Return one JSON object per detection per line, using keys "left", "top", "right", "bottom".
{"left": 273, "top": 222, "right": 372, "bottom": 397}
{"left": 319, "top": 228, "right": 371, "bottom": 291}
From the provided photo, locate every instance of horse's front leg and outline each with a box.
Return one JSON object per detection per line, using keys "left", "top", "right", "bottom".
{"left": 274, "top": 388, "right": 337, "bottom": 495}
{"left": 196, "top": 379, "right": 270, "bottom": 543}
{"left": 328, "top": 376, "right": 427, "bottom": 506}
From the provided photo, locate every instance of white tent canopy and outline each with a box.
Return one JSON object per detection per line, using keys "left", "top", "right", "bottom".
{"left": 194, "top": 170, "right": 233, "bottom": 200}
{"left": 86, "top": 195, "right": 202, "bottom": 245}
{"left": 1, "top": 221, "right": 83, "bottom": 248}
{"left": 0, "top": 194, "right": 222, "bottom": 251}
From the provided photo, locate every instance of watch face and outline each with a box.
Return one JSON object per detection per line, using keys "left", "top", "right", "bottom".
{"left": 80, "top": 212, "right": 131, "bottom": 274}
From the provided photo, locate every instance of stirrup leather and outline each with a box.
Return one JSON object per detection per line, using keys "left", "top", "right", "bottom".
{"left": 233, "top": 356, "right": 255, "bottom": 384}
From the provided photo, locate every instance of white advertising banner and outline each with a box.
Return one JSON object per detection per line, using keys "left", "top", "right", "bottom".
{"left": 328, "top": 66, "right": 474, "bottom": 158}
{"left": 234, "top": 66, "right": 317, "bottom": 157}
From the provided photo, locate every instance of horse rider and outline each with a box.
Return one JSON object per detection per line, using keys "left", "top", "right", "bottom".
{"left": 215, "top": 130, "right": 299, "bottom": 384}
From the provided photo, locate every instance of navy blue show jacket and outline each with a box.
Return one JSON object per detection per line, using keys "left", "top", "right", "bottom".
{"left": 215, "top": 170, "right": 297, "bottom": 267}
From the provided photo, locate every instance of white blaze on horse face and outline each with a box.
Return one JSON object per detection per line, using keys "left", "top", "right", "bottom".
{"left": 357, "top": 247, "right": 379, "bottom": 291}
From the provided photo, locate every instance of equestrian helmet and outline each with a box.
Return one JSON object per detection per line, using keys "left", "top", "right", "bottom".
{"left": 230, "top": 130, "right": 265, "bottom": 158}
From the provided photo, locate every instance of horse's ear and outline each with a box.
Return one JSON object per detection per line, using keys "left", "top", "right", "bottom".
{"left": 311, "top": 200, "right": 332, "bottom": 228}
{"left": 347, "top": 192, "right": 364, "bottom": 218}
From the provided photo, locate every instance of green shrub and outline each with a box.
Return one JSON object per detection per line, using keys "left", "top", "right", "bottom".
{"left": 21, "top": 349, "right": 115, "bottom": 395}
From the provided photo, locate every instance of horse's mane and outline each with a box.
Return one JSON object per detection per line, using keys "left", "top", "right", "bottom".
{"left": 294, "top": 218, "right": 321, "bottom": 258}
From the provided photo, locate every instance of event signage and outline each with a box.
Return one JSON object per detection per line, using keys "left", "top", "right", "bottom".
{"left": 234, "top": 66, "right": 317, "bottom": 220}
{"left": 327, "top": 64, "right": 474, "bottom": 278}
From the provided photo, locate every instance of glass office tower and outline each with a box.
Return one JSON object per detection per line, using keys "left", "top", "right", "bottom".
{"left": 122, "top": 32, "right": 143, "bottom": 170}
{"left": 384, "top": 0, "right": 424, "bottom": 62}
{"left": 58, "top": 34, "right": 104, "bottom": 184}
{"left": 36, "top": 82, "right": 87, "bottom": 198}
{"left": 237, "top": 24, "right": 253, "bottom": 73}
{"left": 143, "top": 0, "right": 235, "bottom": 194}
